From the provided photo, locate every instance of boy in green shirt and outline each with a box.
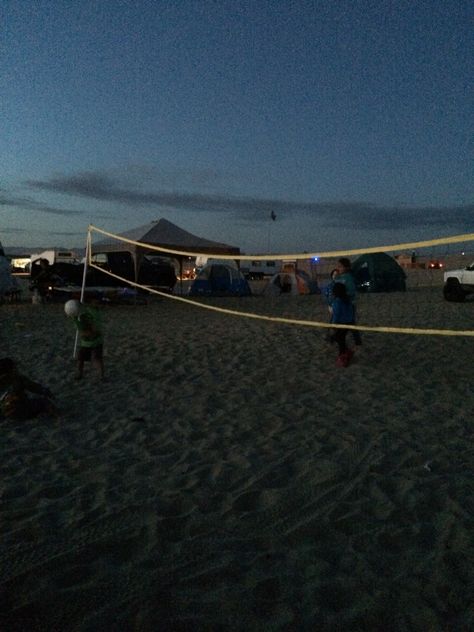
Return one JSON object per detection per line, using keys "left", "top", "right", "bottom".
{"left": 65, "top": 300, "right": 105, "bottom": 380}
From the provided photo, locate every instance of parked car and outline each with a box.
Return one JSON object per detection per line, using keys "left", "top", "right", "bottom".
{"left": 443, "top": 261, "right": 474, "bottom": 302}
{"left": 29, "top": 251, "right": 177, "bottom": 300}
{"left": 89, "top": 252, "right": 177, "bottom": 292}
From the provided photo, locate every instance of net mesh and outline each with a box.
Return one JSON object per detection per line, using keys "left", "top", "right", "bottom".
{"left": 86, "top": 225, "right": 474, "bottom": 337}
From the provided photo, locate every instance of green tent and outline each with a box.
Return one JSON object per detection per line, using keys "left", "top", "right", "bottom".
{"left": 352, "top": 252, "right": 406, "bottom": 292}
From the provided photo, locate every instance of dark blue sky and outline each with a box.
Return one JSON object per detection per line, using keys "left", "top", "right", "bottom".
{"left": 2, "top": 0, "right": 473, "bottom": 252}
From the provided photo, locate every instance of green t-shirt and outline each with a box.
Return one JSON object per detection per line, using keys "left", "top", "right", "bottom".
{"left": 336, "top": 271, "right": 357, "bottom": 302}
{"left": 75, "top": 307, "right": 103, "bottom": 348}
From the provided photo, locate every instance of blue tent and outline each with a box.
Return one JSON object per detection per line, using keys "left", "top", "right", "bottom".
{"left": 189, "top": 263, "right": 251, "bottom": 296}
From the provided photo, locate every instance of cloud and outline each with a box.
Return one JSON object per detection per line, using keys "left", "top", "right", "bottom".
{"left": 49, "top": 230, "right": 85, "bottom": 237}
{"left": 27, "top": 173, "right": 117, "bottom": 201}
{"left": 0, "top": 192, "right": 85, "bottom": 217}
{"left": 320, "top": 203, "right": 474, "bottom": 230}
{"left": 25, "top": 170, "right": 474, "bottom": 232}
{"left": 1, "top": 226, "right": 83, "bottom": 239}
{"left": 1, "top": 226, "right": 29, "bottom": 234}
{"left": 26, "top": 172, "right": 289, "bottom": 215}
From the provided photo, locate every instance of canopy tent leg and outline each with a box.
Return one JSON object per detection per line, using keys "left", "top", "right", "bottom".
{"left": 73, "top": 228, "right": 91, "bottom": 358}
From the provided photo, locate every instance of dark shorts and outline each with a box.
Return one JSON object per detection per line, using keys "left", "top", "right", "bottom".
{"left": 78, "top": 344, "right": 103, "bottom": 362}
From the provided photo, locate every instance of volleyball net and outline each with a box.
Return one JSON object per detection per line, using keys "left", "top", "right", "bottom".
{"left": 83, "top": 224, "right": 474, "bottom": 337}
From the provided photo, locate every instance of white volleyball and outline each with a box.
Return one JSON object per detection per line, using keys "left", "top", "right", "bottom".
{"left": 64, "top": 299, "right": 80, "bottom": 317}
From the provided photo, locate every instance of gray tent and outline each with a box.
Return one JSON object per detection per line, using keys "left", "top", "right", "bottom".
{"left": 91, "top": 218, "right": 241, "bottom": 284}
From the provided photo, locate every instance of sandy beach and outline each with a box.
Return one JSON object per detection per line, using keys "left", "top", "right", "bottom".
{"left": 1, "top": 277, "right": 474, "bottom": 630}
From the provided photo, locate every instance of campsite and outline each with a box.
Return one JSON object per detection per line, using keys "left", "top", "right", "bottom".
{"left": 17, "top": 220, "right": 242, "bottom": 303}
{"left": 1, "top": 225, "right": 472, "bottom": 631}
{"left": 4, "top": 220, "right": 422, "bottom": 307}
{"left": 2, "top": 264, "right": 473, "bottom": 630}
{"left": 0, "top": 226, "right": 470, "bottom": 631}
{"left": 3, "top": 4, "right": 472, "bottom": 628}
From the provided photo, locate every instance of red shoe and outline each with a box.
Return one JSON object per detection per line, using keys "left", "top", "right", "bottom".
{"left": 336, "top": 353, "right": 348, "bottom": 367}
{"left": 336, "top": 349, "right": 353, "bottom": 367}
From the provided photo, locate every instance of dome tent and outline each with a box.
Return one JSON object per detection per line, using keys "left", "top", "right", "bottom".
{"left": 264, "top": 261, "right": 319, "bottom": 296}
{"left": 352, "top": 252, "right": 406, "bottom": 292}
{"left": 189, "top": 262, "right": 251, "bottom": 296}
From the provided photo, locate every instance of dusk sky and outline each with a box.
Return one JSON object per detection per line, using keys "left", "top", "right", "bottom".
{"left": 2, "top": 0, "right": 473, "bottom": 254}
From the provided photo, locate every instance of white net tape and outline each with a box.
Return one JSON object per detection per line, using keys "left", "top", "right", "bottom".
{"left": 85, "top": 225, "right": 474, "bottom": 337}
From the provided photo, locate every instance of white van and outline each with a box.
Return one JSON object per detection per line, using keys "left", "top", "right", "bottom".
{"left": 30, "top": 249, "right": 80, "bottom": 266}
{"left": 240, "top": 260, "right": 281, "bottom": 280}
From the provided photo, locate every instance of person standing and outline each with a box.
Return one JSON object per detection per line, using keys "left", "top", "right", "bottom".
{"left": 329, "top": 283, "right": 355, "bottom": 367}
{"left": 65, "top": 300, "right": 105, "bottom": 380}
{"left": 30, "top": 258, "right": 55, "bottom": 301}
{"left": 334, "top": 257, "right": 362, "bottom": 346}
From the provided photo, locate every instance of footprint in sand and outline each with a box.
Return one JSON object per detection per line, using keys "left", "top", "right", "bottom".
{"left": 232, "top": 488, "right": 279, "bottom": 513}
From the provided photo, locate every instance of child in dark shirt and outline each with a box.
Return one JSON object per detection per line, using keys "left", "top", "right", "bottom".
{"left": 329, "top": 282, "right": 355, "bottom": 367}
{"left": 333, "top": 257, "right": 362, "bottom": 346}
